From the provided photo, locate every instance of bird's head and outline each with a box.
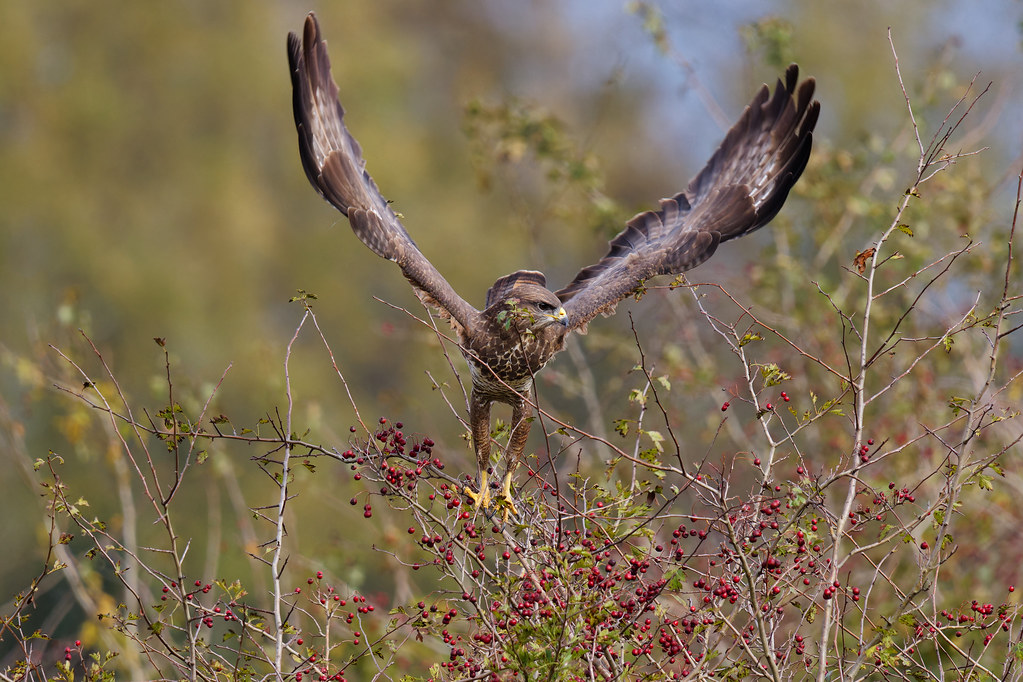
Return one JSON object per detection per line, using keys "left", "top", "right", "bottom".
{"left": 485, "top": 270, "right": 569, "bottom": 335}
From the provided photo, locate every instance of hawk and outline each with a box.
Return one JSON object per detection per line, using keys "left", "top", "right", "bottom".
{"left": 287, "top": 13, "right": 819, "bottom": 515}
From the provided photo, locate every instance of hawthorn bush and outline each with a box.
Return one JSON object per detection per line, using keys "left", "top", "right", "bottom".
{"left": 4, "top": 40, "right": 1023, "bottom": 682}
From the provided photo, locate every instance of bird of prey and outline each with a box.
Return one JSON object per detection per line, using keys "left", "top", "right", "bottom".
{"left": 287, "top": 13, "right": 819, "bottom": 516}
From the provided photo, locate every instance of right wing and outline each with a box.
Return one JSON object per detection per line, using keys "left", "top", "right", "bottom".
{"left": 556, "top": 65, "right": 819, "bottom": 333}
{"left": 287, "top": 13, "right": 480, "bottom": 334}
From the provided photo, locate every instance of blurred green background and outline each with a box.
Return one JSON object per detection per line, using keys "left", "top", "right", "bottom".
{"left": 2, "top": 0, "right": 1023, "bottom": 662}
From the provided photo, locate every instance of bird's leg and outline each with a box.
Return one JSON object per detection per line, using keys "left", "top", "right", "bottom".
{"left": 464, "top": 392, "right": 493, "bottom": 510}
{"left": 498, "top": 469, "right": 517, "bottom": 522}
{"left": 497, "top": 400, "right": 532, "bottom": 520}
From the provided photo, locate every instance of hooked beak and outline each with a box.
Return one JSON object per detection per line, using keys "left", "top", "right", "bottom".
{"left": 547, "top": 307, "right": 569, "bottom": 327}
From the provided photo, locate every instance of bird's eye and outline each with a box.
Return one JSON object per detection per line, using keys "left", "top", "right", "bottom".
{"left": 537, "top": 302, "right": 555, "bottom": 313}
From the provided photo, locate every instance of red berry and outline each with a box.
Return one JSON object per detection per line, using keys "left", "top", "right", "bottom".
{"left": 920, "top": 541, "right": 929, "bottom": 550}
{"left": 721, "top": 402, "right": 730, "bottom": 411}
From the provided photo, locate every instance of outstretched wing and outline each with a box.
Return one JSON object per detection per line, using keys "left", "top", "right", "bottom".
{"left": 556, "top": 64, "right": 819, "bottom": 332}
{"left": 288, "top": 13, "right": 480, "bottom": 334}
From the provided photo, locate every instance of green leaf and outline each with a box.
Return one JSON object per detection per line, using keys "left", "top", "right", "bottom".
{"left": 896, "top": 223, "right": 914, "bottom": 236}
{"left": 639, "top": 447, "right": 663, "bottom": 466}
{"left": 948, "top": 395, "right": 968, "bottom": 416}
{"left": 629, "top": 388, "right": 647, "bottom": 406}
{"left": 739, "top": 332, "right": 763, "bottom": 347}
{"left": 759, "top": 363, "right": 791, "bottom": 387}
{"left": 644, "top": 430, "right": 664, "bottom": 453}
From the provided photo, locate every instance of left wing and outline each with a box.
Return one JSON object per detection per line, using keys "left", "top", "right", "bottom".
{"left": 288, "top": 13, "right": 481, "bottom": 335}
{"left": 556, "top": 65, "right": 819, "bottom": 332}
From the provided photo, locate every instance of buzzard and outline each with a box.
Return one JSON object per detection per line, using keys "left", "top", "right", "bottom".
{"left": 287, "top": 13, "right": 819, "bottom": 515}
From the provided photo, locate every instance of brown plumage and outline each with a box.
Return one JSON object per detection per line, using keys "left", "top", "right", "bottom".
{"left": 287, "top": 13, "right": 820, "bottom": 516}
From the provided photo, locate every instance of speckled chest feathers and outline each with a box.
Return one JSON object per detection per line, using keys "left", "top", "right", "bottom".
{"left": 461, "top": 271, "right": 569, "bottom": 405}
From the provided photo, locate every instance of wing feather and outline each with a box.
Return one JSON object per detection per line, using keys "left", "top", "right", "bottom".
{"left": 557, "top": 64, "right": 819, "bottom": 332}
{"left": 288, "top": 13, "right": 480, "bottom": 334}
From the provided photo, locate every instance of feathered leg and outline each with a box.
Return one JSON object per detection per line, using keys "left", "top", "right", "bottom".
{"left": 498, "top": 398, "right": 531, "bottom": 520}
{"left": 465, "top": 391, "right": 493, "bottom": 509}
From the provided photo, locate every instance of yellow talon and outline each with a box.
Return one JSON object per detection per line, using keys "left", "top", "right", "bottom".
{"left": 498, "top": 471, "right": 518, "bottom": 521}
{"left": 465, "top": 470, "right": 491, "bottom": 510}
{"left": 465, "top": 470, "right": 519, "bottom": 524}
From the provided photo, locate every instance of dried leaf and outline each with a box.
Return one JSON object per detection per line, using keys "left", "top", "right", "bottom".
{"left": 853, "top": 247, "right": 875, "bottom": 274}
